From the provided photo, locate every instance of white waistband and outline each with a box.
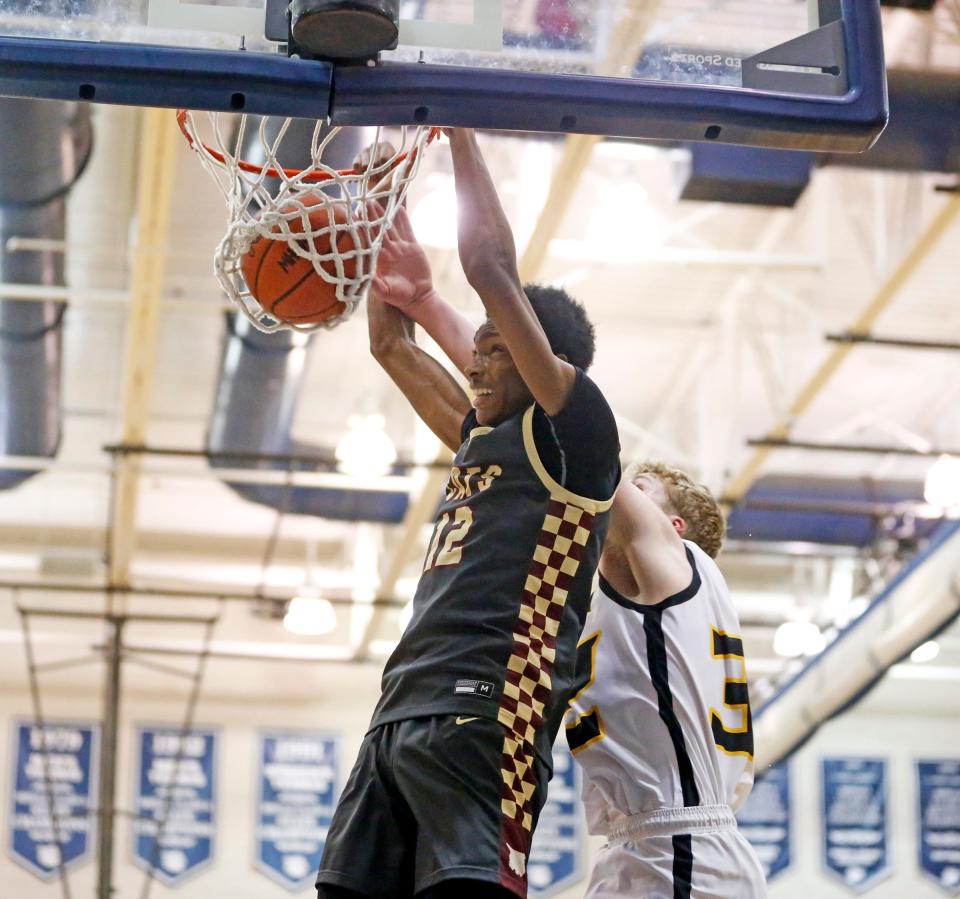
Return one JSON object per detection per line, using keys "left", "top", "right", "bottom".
{"left": 606, "top": 805, "right": 737, "bottom": 842}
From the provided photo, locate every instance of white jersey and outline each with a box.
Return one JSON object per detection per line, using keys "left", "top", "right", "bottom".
{"left": 566, "top": 540, "right": 755, "bottom": 837}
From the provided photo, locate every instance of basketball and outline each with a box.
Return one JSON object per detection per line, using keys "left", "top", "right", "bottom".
{"left": 240, "top": 200, "right": 361, "bottom": 325}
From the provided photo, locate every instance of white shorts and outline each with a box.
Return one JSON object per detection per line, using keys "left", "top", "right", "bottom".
{"left": 585, "top": 805, "right": 768, "bottom": 899}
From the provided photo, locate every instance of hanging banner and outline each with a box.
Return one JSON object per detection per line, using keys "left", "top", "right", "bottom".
{"left": 132, "top": 725, "right": 217, "bottom": 886}
{"left": 254, "top": 731, "right": 340, "bottom": 892}
{"left": 822, "top": 756, "right": 892, "bottom": 892}
{"left": 917, "top": 759, "right": 960, "bottom": 893}
{"left": 736, "top": 760, "right": 792, "bottom": 881}
{"left": 528, "top": 744, "right": 584, "bottom": 898}
{"left": 8, "top": 720, "right": 99, "bottom": 880}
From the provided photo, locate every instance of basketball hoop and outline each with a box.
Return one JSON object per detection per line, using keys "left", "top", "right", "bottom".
{"left": 177, "top": 110, "right": 438, "bottom": 333}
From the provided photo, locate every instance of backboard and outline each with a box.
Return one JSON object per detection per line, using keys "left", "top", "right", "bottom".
{"left": 0, "top": 0, "right": 887, "bottom": 151}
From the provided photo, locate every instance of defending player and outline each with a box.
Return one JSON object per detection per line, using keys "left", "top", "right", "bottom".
{"left": 566, "top": 464, "right": 767, "bottom": 898}
{"left": 315, "top": 129, "right": 620, "bottom": 899}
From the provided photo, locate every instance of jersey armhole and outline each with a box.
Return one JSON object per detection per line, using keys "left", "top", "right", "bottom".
{"left": 521, "top": 406, "right": 614, "bottom": 514}
{"left": 598, "top": 546, "right": 701, "bottom": 612}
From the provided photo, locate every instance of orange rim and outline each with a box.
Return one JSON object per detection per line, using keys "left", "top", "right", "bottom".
{"left": 176, "top": 109, "right": 440, "bottom": 183}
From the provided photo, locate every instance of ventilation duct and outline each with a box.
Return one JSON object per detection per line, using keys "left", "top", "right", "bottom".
{"left": 207, "top": 312, "right": 409, "bottom": 522}
{"left": 727, "top": 475, "right": 936, "bottom": 548}
{"left": 0, "top": 96, "right": 92, "bottom": 488}
{"left": 676, "top": 69, "right": 960, "bottom": 204}
{"left": 206, "top": 118, "right": 408, "bottom": 522}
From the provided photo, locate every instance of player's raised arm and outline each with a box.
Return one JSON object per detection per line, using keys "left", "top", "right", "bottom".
{"left": 368, "top": 202, "right": 476, "bottom": 374}
{"left": 447, "top": 128, "right": 576, "bottom": 417}
{"left": 602, "top": 476, "right": 694, "bottom": 605}
{"left": 357, "top": 138, "right": 475, "bottom": 374}
{"left": 367, "top": 284, "right": 471, "bottom": 453}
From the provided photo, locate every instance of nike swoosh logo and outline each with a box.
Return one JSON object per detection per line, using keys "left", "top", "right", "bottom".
{"left": 455, "top": 716, "right": 480, "bottom": 726}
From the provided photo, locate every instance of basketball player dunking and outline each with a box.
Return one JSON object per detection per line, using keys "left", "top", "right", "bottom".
{"left": 315, "top": 129, "right": 620, "bottom": 899}
{"left": 361, "top": 191, "right": 767, "bottom": 897}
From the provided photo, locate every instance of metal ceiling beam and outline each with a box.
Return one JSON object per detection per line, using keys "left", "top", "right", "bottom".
{"left": 747, "top": 437, "right": 959, "bottom": 457}
{"left": 0, "top": 281, "right": 226, "bottom": 308}
{"left": 103, "top": 441, "right": 453, "bottom": 471}
{"left": 825, "top": 332, "right": 960, "bottom": 352}
{"left": 17, "top": 607, "right": 217, "bottom": 624}
{"left": 0, "top": 447, "right": 418, "bottom": 491}
{"left": 106, "top": 109, "right": 179, "bottom": 600}
{"left": 2, "top": 579, "right": 405, "bottom": 608}
{"left": 0, "top": 523, "right": 341, "bottom": 558}
{"left": 723, "top": 193, "right": 960, "bottom": 506}
{"left": 518, "top": 0, "right": 661, "bottom": 281}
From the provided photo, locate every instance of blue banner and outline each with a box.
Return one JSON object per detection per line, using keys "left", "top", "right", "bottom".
{"left": 528, "top": 744, "right": 583, "bottom": 898}
{"left": 132, "top": 725, "right": 217, "bottom": 886}
{"left": 255, "top": 731, "right": 340, "bottom": 892}
{"left": 918, "top": 759, "right": 960, "bottom": 893}
{"left": 822, "top": 756, "right": 892, "bottom": 892}
{"left": 736, "top": 761, "right": 791, "bottom": 881}
{"left": 8, "top": 720, "right": 98, "bottom": 880}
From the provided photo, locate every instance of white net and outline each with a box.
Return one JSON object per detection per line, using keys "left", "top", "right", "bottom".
{"left": 177, "top": 111, "right": 435, "bottom": 333}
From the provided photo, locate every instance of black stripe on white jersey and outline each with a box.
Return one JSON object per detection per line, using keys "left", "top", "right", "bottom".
{"left": 598, "top": 546, "right": 703, "bottom": 897}
{"left": 672, "top": 834, "right": 693, "bottom": 899}
{"left": 642, "top": 608, "right": 700, "bottom": 807}
{"left": 597, "top": 546, "right": 702, "bottom": 805}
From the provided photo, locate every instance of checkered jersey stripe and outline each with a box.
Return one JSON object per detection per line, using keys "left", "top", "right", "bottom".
{"left": 498, "top": 498, "right": 596, "bottom": 832}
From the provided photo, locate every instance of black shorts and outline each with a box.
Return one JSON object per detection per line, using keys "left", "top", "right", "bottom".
{"left": 315, "top": 715, "right": 551, "bottom": 898}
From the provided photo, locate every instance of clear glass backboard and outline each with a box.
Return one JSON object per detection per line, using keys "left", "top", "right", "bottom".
{"left": 0, "top": 0, "right": 888, "bottom": 150}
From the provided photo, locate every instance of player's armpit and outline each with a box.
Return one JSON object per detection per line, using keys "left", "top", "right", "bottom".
{"left": 606, "top": 481, "right": 692, "bottom": 604}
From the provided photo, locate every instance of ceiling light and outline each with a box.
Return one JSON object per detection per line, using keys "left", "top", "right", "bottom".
{"left": 584, "top": 182, "right": 661, "bottom": 260}
{"left": 335, "top": 414, "right": 397, "bottom": 479}
{"left": 841, "top": 596, "right": 870, "bottom": 626}
{"left": 367, "top": 639, "right": 400, "bottom": 658}
{"left": 283, "top": 596, "right": 337, "bottom": 636}
{"left": 773, "top": 620, "right": 824, "bottom": 658}
{"left": 803, "top": 627, "right": 827, "bottom": 656}
{"left": 410, "top": 177, "right": 458, "bottom": 248}
{"left": 910, "top": 640, "right": 940, "bottom": 664}
{"left": 924, "top": 455, "right": 960, "bottom": 508}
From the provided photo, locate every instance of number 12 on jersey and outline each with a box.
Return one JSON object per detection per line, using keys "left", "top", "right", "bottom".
{"left": 423, "top": 507, "right": 474, "bottom": 572}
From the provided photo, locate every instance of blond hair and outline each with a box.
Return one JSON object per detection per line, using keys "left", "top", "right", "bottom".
{"left": 625, "top": 460, "right": 726, "bottom": 558}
